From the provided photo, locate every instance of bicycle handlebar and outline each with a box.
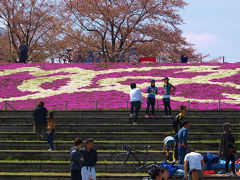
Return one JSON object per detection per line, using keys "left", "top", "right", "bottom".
{"left": 122, "top": 145, "right": 152, "bottom": 151}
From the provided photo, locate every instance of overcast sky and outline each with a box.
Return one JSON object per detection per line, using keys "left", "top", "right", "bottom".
{"left": 181, "top": 0, "right": 240, "bottom": 63}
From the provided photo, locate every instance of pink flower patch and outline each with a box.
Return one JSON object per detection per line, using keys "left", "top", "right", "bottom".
{"left": 40, "top": 78, "right": 71, "bottom": 90}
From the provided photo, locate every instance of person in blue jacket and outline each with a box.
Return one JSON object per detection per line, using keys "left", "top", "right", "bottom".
{"left": 177, "top": 120, "right": 190, "bottom": 164}
{"left": 145, "top": 80, "right": 158, "bottom": 118}
{"left": 18, "top": 41, "right": 28, "bottom": 63}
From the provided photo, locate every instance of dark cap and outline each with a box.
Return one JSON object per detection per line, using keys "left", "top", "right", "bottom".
{"left": 85, "top": 138, "right": 94, "bottom": 144}
{"left": 162, "top": 77, "right": 169, "bottom": 81}
{"left": 151, "top": 79, "right": 155, "bottom": 83}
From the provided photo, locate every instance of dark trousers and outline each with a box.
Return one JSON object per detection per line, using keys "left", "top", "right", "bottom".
{"left": 71, "top": 169, "right": 82, "bottom": 180}
{"left": 225, "top": 155, "right": 235, "bottom": 173}
{"left": 35, "top": 123, "right": 46, "bottom": 140}
{"left": 173, "top": 143, "right": 178, "bottom": 162}
{"left": 178, "top": 145, "right": 187, "bottom": 164}
{"left": 130, "top": 101, "right": 141, "bottom": 122}
{"left": 163, "top": 98, "right": 171, "bottom": 115}
{"left": 19, "top": 55, "right": 27, "bottom": 63}
{"left": 46, "top": 129, "right": 55, "bottom": 149}
{"left": 145, "top": 97, "right": 155, "bottom": 115}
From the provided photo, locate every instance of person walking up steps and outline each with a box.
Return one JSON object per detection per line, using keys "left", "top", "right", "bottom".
{"left": 162, "top": 77, "right": 176, "bottom": 116}
{"left": 46, "top": 111, "right": 55, "bottom": 151}
{"left": 130, "top": 83, "right": 143, "bottom": 125}
{"left": 33, "top": 101, "right": 48, "bottom": 140}
{"left": 145, "top": 80, "right": 158, "bottom": 118}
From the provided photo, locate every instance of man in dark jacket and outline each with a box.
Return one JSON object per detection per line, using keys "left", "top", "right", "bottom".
{"left": 70, "top": 137, "right": 84, "bottom": 180}
{"left": 81, "top": 138, "right": 97, "bottom": 180}
{"left": 172, "top": 105, "right": 187, "bottom": 163}
{"left": 18, "top": 41, "right": 28, "bottom": 63}
{"left": 33, "top": 101, "right": 48, "bottom": 140}
{"left": 219, "top": 123, "right": 238, "bottom": 177}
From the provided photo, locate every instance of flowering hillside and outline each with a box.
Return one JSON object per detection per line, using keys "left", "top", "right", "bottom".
{"left": 0, "top": 63, "right": 240, "bottom": 110}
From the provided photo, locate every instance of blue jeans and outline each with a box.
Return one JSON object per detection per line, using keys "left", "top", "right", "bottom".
{"left": 178, "top": 145, "right": 187, "bottom": 164}
{"left": 130, "top": 101, "right": 141, "bottom": 122}
{"left": 46, "top": 129, "right": 55, "bottom": 149}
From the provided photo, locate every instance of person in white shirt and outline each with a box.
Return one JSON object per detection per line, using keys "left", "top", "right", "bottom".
{"left": 184, "top": 148, "right": 205, "bottom": 180}
{"left": 130, "top": 83, "right": 143, "bottom": 125}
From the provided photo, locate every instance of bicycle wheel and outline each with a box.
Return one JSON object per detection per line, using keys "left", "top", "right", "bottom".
{"left": 112, "top": 153, "right": 136, "bottom": 173}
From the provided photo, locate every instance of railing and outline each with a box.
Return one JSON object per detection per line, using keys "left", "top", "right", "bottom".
{"left": 0, "top": 99, "right": 229, "bottom": 111}
{"left": 4, "top": 101, "right": 16, "bottom": 111}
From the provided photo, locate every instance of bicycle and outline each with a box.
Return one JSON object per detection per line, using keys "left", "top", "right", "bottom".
{"left": 112, "top": 145, "right": 166, "bottom": 173}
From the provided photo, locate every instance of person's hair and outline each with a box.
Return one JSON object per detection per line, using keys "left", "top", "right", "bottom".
{"left": 130, "top": 83, "right": 136, "bottom": 89}
{"left": 183, "top": 120, "right": 190, "bottom": 126}
{"left": 38, "top": 101, "right": 44, "bottom": 107}
{"left": 164, "top": 133, "right": 171, "bottom": 139}
{"left": 48, "top": 111, "right": 54, "bottom": 121}
{"left": 148, "top": 165, "right": 168, "bottom": 179}
{"left": 85, "top": 138, "right": 94, "bottom": 144}
{"left": 151, "top": 80, "right": 155, "bottom": 83}
{"left": 180, "top": 105, "right": 187, "bottom": 111}
{"left": 74, "top": 137, "right": 83, "bottom": 146}
{"left": 187, "top": 148, "right": 195, "bottom": 154}
{"left": 163, "top": 78, "right": 169, "bottom": 87}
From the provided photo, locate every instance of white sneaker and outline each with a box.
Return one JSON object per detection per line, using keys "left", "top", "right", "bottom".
{"left": 133, "top": 122, "right": 138, "bottom": 125}
{"left": 225, "top": 173, "right": 232, "bottom": 177}
{"left": 129, "top": 114, "right": 133, "bottom": 118}
{"left": 48, "top": 148, "right": 54, "bottom": 152}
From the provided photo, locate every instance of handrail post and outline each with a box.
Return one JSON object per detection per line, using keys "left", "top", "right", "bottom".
{"left": 157, "top": 100, "right": 159, "bottom": 112}
{"left": 4, "top": 101, "right": 7, "bottom": 110}
{"left": 65, "top": 101, "right": 67, "bottom": 111}
{"left": 188, "top": 100, "right": 190, "bottom": 110}
{"left": 218, "top": 100, "right": 221, "bottom": 111}
{"left": 34, "top": 100, "right": 37, "bottom": 109}
{"left": 126, "top": 101, "right": 128, "bottom": 111}
{"left": 95, "top": 100, "right": 98, "bottom": 110}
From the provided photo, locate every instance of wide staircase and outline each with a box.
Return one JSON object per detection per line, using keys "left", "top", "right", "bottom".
{"left": 0, "top": 110, "right": 240, "bottom": 180}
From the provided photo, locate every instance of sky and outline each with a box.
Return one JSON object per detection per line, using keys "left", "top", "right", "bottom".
{"left": 181, "top": 0, "right": 240, "bottom": 63}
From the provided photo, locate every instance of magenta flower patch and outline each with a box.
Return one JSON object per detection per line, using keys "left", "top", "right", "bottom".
{"left": 0, "top": 62, "right": 239, "bottom": 110}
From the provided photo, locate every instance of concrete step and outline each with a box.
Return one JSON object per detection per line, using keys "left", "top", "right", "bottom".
{"left": 0, "top": 141, "right": 235, "bottom": 151}
{"left": 0, "top": 150, "right": 167, "bottom": 161}
{"left": 0, "top": 111, "right": 239, "bottom": 120}
{"left": 0, "top": 161, "right": 239, "bottom": 174}
{"left": 0, "top": 173, "right": 239, "bottom": 180}
{"left": 0, "top": 161, "right": 155, "bottom": 173}
{"left": 0, "top": 132, "right": 237, "bottom": 141}
{"left": 0, "top": 117, "right": 237, "bottom": 125}
{"left": 0, "top": 124, "right": 239, "bottom": 132}
{"left": 0, "top": 150, "right": 233, "bottom": 161}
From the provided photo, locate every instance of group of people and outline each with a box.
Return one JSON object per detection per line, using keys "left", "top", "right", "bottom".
{"left": 161, "top": 106, "right": 238, "bottom": 179}
{"left": 33, "top": 101, "right": 98, "bottom": 180}
{"left": 70, "top": 137, "right": 98, "bottom": 180}
{"left": 130, "top": 77, "right": 176, "bottom": 125}
{"left": 33, "top": 98, "right": 238, "bottom": 179}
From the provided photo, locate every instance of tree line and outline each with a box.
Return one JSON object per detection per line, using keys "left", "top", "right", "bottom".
{"left": 0, "top": 0, "right": 204, "bottom": 63}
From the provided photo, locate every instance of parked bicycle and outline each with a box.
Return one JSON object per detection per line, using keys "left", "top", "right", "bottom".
{"left": 112, "top": 145, "right": 166, "bottom": 173}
